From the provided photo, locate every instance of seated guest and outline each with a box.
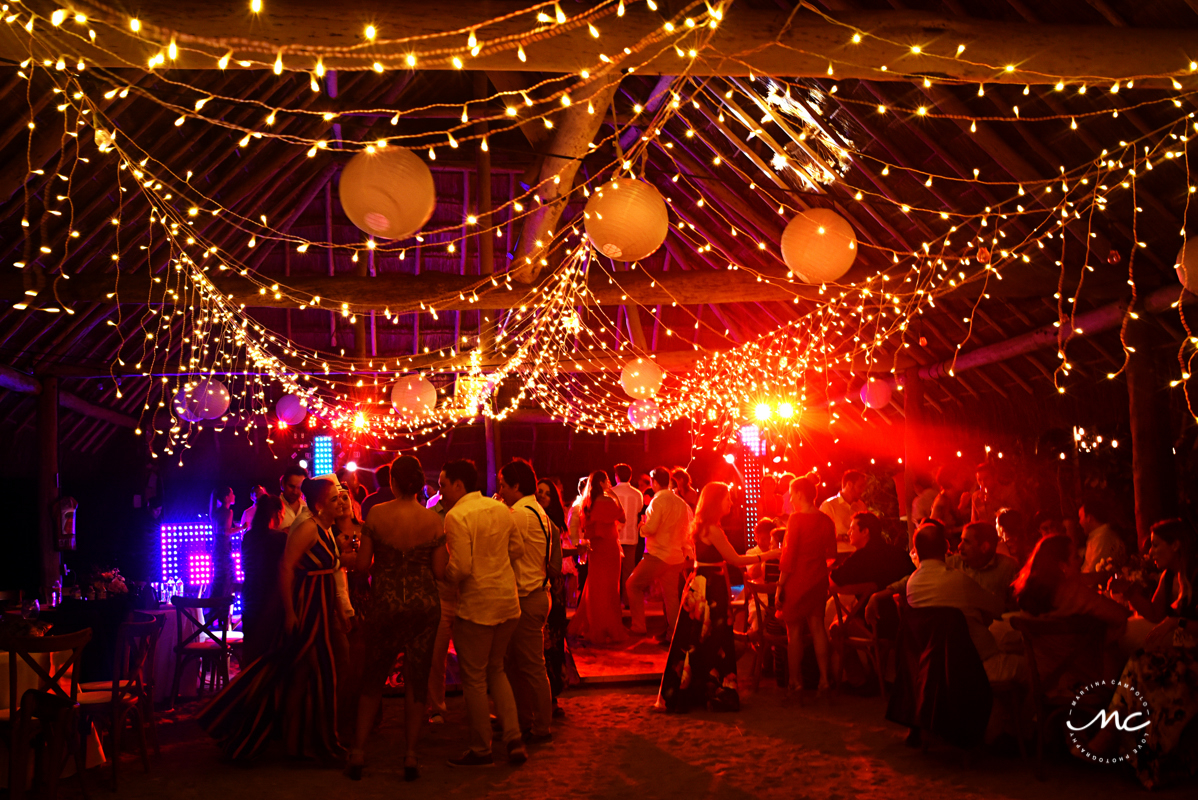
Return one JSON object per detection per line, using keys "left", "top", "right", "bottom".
{"left": 1012, "top": 534, "right": 1129, "bottom": 633}
{"left": 819, "top": 469, "right": 867, "bottom": 543}
{"left": 745, "top": 518, "right": 780, "bottom": 586}
{"left": 241, "top": 495, "right": 286, "bottom": 664}
{"left": 907, "top": 523, "right": 1017, "bottom": 683}
{"left": 1079, "top": 495, "right": 1128, "bottom": 574}
{"left": 995, "top": 508, "right": 1033, "bottom": 566}
{"left": 1077, "top": 519, "right": 1197, "bottom": 789}
{"left": 776, "top": 478, "right": 837, "bottom": 694}
{"left": 947, "top": 522, "right": 1019, "bottom": 609}
{"left": 831, "top": 512, "right": 915, "bottom": 594}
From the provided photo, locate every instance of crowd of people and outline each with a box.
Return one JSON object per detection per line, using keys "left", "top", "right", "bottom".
{"left": 192, "top": 454, "right": 1198, "bottom": 789}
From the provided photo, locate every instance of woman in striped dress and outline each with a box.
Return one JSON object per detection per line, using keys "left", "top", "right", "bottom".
{"left": 200, "top": 477, "right": 348, "bottom": 763}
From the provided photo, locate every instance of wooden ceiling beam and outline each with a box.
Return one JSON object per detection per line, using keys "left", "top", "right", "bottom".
{"left": 10, "top": 4, "right": 1197, "bottom": 86}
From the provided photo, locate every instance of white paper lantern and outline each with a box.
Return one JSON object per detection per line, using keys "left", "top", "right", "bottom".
{"left": 860, "top": 378, "right": 893, "bottom": 409}
{"left": 1176, "top": 241, "right": 1198, "bottom": 292}
{"left": 276, "top": 393, "right": 308, "bottom": 425}
{"left": 619, "top": 358, "right": 663, "bottom": 400}
{"left": 339, "top": 148, "right": 436, "bottom": 241}
{"left": 391, "top": 375, "right": 437, "bottom": 417}
{"left": 628, "top": 399, "right": 661, "bottom": 431}
{"left": 781, "top": 207, "right": 858, "bottom": 284}
{"left": 194, "top": 378, "right": 231, "bottom": 420}
{"left": 172, "top": 388, "right": 201, "bottom": 423}
{"left": 584, "top": 179, "right": 669, "bottom": 262}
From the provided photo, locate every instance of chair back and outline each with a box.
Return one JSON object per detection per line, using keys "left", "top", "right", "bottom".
{"left": 5, "top": 627, "right": 93, "bottom": 706}
{"left": 105, "top": 613, "right": 165, "bottom": 702}
{"left": 1009, "top": 614, "right": 1108, "bottom": 705}
{"left": 171, "top": 596, "right": 232, "bottom": 654}
{"left": 744, "top": 581, "right": 778, "bottom": 639}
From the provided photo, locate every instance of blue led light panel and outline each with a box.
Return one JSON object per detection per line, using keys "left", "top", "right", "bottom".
{"left": 313, "top": 435, "right": 334, "bottom": 476}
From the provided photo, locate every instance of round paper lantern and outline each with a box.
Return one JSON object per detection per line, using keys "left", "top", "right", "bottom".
{"left": 391, "top": 375, "right": 437, "bottom": 417}
{"left": 194, "top": 378, "right": 231, "bottom": 420}
{"left": 584, "top": 179, "right": 669, "bottom": 262}
{"left": 339, "top": 148, "right": 436, "bottom": 241}
{"left": 172, "top": 388, "right": 201, "bottom": 423}
{"left": 628, "top": 399, "right": 661, "bottom": 431}
{"left": 1176, "top": 241, "right": 1198, "bottom": 292}
{"left": 276, "top": 393, "right": 308, "bottom": 426}
{"left": 860, "top": 378, "right": 893, "bottom": 410}
{"left": 781, "top": 207, "right": 858, "bottom": 284}
{"left": 619, "top": 358, "right": 663, "bottom": 400}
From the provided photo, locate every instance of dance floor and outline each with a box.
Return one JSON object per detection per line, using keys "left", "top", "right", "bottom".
{"left": 566, "top": 605, "right": 670, "bottom": 684}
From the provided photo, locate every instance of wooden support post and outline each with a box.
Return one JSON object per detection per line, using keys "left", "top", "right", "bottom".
{"left": 903, "top": 368, "right": 923, "bottom": 549}
{"left": 1126, "top": 320, "right": 1179, "bottom": 550}
{"left": 484, "top": 417, "right": 501, "bottom": 497}
{"left": 476, "top": 72, "right": 495, "bottom": 355}
{"left": 38, "top": 375, "right": 60, "bottom": 600}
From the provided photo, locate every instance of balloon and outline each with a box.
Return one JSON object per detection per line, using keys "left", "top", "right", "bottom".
{"left": 276, "top": 393, "right": 307, "bottom": 425}
{"left": 194, "top": 378, "right": 231, "bottom": 420}
{"left": 172, "top": 388, "right": 201, "bottom": 423}
{"left": 1176, "top": 241, "right": 1198, "bottom": 292}
{"left": 781, "top": 208, "right": 858, "bottom": 284}
{"left": 628, "top": 399, "right": 661, "bottom": 431}
{"left": 391, "top": 375, "right": 437, "bottom": 417}
{"left": 860, "top": 378, "right": 893, "bottom": 409}
{"left": 339, "top": 148, "right": 436, "bottom": 241}
{"left": 619, "top": 358, "right": 664, "bottom": 400}
{"left": 584, "top": 179, "right": 669, "bottom": 262}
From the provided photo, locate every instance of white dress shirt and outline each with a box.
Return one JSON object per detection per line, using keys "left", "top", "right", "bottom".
{"left": 510, "top": 495, "right": 551, "bottom": 597}
{"left": 445, "top": 491, "right": 523, "bottom": 626}
{"left": 907, "top": 558, "right": 1004, "bottom": 661}
{"left": 280, "top": 496, "right": 306, "bottom": 530}
{"left": 819, "top": 493, "right": 866, "bottom": 539}
{"left": 611, "top": 482, "right": 644, "bottom": 546}
{"left": 641, "top": 488, "right": 691, "bottom": 565}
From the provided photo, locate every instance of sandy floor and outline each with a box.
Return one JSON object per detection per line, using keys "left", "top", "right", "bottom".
{"left": 79, "top": 675, "right": 1193, "bottom": 800}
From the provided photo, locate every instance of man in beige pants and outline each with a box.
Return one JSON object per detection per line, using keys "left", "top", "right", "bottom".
{"left": 442, "top": 459, "right": 527, "bottom": 768}
{"left": 627, "top": 467, "right": 690, "bottom": 643}
{"left": 497, "top": 458, "right": 555, "bottom": 745}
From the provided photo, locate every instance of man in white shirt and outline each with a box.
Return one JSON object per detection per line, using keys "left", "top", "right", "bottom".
{"left": 278, "top": 465, "right": 308, "bottom": 530}
{"left": 611, "top": 463, "right": 643, "bottom": 606}
{"left": 442, "top": 459, "right": 527, "bottom": 767}
{"left": 906, "top": 523, "right": 1018, "bottom": 682}
{"left": 819, "top": 469, "right": 868, "bottom": 542}
{"left": 497, "top": 459, "right": 554, "bottom": 745}
{"left": 626, "top": 467, "right": 690, "bottom": 640}
{"left": 1079, "top": 497, "right": 1128, "bottom": 574}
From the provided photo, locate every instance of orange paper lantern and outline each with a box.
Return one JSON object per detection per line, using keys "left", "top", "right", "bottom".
{"left": 339, "top": 148, "right": 435, "bottom": 241}
{"left": 781, "top": 208, "right": 858, "bottom": 284}
{"left": 584, "top": 179, "right": 669, "bottom": 262}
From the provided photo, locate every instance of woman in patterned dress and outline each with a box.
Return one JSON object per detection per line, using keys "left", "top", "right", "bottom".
{"left": 199, "top": 477, "right": 347, "bottom": 763}
{"left": 657, "top": 483, "right": 780, "bottom": 712}
{"left": 345, "top": 456, "right": 446, "bottom": 781}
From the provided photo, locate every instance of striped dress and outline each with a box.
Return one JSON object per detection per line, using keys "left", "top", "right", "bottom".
{"left": 199, "top": 521, "right": 345, "bottom": 761}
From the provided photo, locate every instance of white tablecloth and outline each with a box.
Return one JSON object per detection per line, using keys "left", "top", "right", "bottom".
{"left": 144, "top": 606, "right": 200, "bottom": 703}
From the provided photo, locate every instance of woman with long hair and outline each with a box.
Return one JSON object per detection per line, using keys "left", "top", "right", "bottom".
{"left": 776, "top": 477, "right": 837, "bottom": 695}
{"left": 241, "top": 495, "right": 286, "bottom": 664}
{"left": 1012, "top": 533, "right": 1128, "bottom": 627}
{"left": 200, "top": 477, "right": 348, "bottom": 763}
{"left": 346, "top": 456, "right": 445, "bottom": 781}
{"left": 658, "top": 482, "right": 780, "bottom": 712}
{"left": 209, "top": 486, "right": 237, "bottom": 604}
{"left": 567, "top": 470, "right": 628, "bottom": 645}
{"left": 537, "top": 478, "right": 574, "bottom": 715}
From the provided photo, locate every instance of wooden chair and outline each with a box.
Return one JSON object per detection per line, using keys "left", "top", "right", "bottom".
{"left": 737, "top": 582, "right": 786, "bottom": 690}
{"left": 168, "top": 596, "right": 233, "bottom": 708}
{"left": 77, "top": 614, "right": 164, "bottom": 787}
{"left": 1009, "top": 614, "right": 1109, "bottom": 780}
{"left": 3, "top": 628, "right": 93, "bottom": 800}
{"left": 830, "top": 590, "right": 888, "bottom": 697}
